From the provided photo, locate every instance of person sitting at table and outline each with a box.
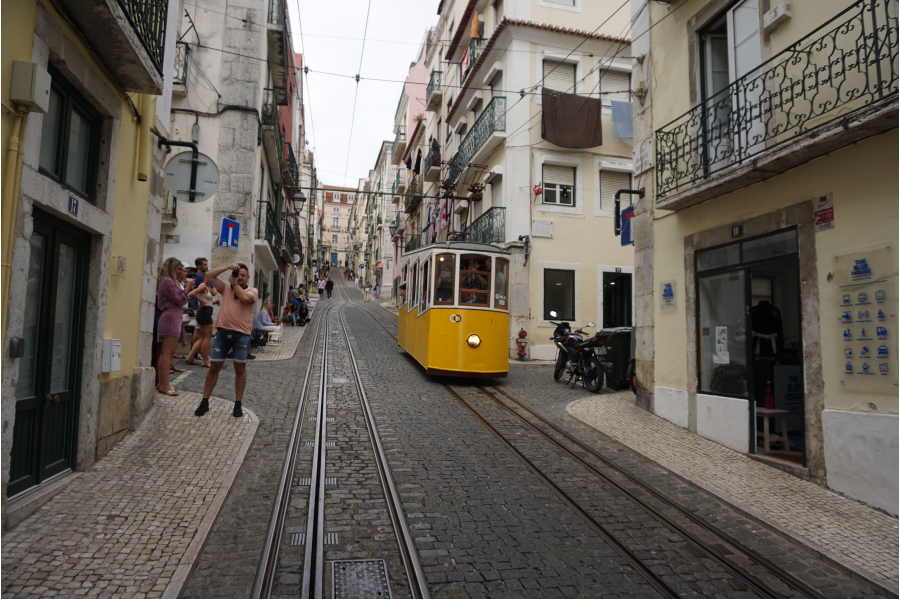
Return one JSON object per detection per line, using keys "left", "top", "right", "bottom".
{"left": 255, "top": 301, "right": 283, "bottom": 335}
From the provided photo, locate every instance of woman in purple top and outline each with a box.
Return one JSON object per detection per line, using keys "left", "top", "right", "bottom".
{"left": 156, "top": 257, "right": 195, "bottom": 395}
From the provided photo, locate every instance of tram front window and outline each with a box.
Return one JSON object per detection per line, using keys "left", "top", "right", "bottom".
{"left": 495, "top": 258, "right": 509, "bottom": 309}
{"left": 435, "top": 254, "right": 455, "bottom": 305}
{"left": 459, "top": 254, "right": 491, "bottom": 306}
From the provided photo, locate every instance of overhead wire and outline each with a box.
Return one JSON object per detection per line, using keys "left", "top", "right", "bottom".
{"left": 341, "top": 0, "right": 374, "bottom": 188}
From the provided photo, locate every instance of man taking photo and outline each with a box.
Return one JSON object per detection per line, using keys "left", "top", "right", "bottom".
{"left": 195, "top": 262, "right": 258, "bottom": 418}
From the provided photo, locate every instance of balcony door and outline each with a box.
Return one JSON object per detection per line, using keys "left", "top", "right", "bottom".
{"left": 702, "top": 0, "right": 764, "bottom": 172}
{"left": 9, "top": 212, "right": 89, "bottom": 498}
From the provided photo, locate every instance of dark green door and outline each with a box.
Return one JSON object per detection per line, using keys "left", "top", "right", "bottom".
{"left": 8, "top": 212, "right": 89, "bottom": 498}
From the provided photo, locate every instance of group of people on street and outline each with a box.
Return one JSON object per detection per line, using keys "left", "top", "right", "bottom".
{"left": 154, "top": 256, "right": 313, "bottom": 418}
{"left": 315, "top": 272, "right": 335, "bottom": 299}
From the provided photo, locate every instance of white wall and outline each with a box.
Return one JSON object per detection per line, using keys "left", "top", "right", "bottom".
{"left": 696, "top": 393, "right": 749, "bottom": 453}
{"left": 823, "top": 410, "right": 899, "bottom": 515}
{"left": 654, "top": 386, "right": 689, "bottom": 429}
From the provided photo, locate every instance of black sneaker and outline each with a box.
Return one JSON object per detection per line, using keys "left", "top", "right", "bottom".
{"left": 194, "top": 400, "right": 209, "bottom": 417}
{"left": 233, "top": 403, "right": 243, "bottom": 418}
{"left": 248, "top": 354, "right": 257, "bottom": 360}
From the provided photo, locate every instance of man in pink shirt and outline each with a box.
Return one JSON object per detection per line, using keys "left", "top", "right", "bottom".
{"left": 195, "top": 262, "right": 258, "bottom": 418}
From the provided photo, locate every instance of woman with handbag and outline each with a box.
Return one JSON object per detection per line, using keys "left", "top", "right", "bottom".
{"left": 156, "top": 258, "right": 195, "bottom": 395}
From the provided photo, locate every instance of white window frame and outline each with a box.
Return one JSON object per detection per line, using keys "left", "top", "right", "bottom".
{"left": 538, "top": 0, "right": 582, "bottom": 13}
{"left": 593, "top": 157, "right": 633, "bottom": 217}
{"left": 536, "top": 151, "right": 583, "bottom": 216}
{"left": 536, "top": 52, "right": 581, "bottom": 106}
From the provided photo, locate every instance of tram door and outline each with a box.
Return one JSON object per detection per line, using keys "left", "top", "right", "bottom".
{"left": 8, "top": 212, "right": 89, "bottom": 497}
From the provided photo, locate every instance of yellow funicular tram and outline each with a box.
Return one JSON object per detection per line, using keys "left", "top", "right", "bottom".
{"left": 398, "top": 242, "right": 510, "bottom": 377}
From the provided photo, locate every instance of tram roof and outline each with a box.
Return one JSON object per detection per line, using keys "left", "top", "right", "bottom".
{"left": 402, "top": 242, "right": 510, "bottom": 258}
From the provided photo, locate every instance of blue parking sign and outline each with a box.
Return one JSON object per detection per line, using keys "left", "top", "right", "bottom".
{"left": 220, "top": 218, "right": 240, "bottom": 249}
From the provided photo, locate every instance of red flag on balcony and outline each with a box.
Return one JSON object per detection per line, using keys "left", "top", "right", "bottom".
{"left": 461, "top": 47, "right": 471, "bottom": 75}
{"left": 541, "top": 88, "right": 603, "bottom": 149}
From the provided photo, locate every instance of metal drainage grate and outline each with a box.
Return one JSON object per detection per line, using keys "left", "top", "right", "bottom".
{"left": 325, "top": 478, "right": 336, "bottom": 485}
{"left": 303, "top": 441, "right": 315, "bottom": 447}
{"left": 326, "top": 418, "right": 335, "bottom": 422}
{"left": 325, "top": 442, "right": 336, "bottom": 448}
{"left": 308, "top": 417, "right": 317, "bottom": 422}
{"left": 290, "top": 533, "right": 305, "bottom": 546}
{"left": 298, "top": 478, "right": 311, "bottom": 486}
{"left": 332, "top": 559, "right": 392, "bottom": 599}
{"left": 324, "top": 532, "right": 339, "bottom": 545}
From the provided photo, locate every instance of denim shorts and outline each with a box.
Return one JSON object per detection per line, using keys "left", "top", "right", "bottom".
{"left": 210, "top": 330, "right": 252, "bottom": 363}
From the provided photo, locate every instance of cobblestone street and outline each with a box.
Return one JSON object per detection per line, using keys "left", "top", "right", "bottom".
{"left": 3, "top": 279, "right": 896, "bottom": 599}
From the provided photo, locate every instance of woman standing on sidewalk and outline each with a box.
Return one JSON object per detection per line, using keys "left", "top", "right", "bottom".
{"left": 364, "top": 280, "right": 372, "bottom": 302}
{"left": 156, "top": 258, "right": 195, "bottom": 395}
{"left": 185, "top": 279, "right": 216, "bottom": 367}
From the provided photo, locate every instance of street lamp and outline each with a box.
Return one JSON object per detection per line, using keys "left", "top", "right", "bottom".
{"left": 292, "top": 189, "right": 306, "bottom": 211}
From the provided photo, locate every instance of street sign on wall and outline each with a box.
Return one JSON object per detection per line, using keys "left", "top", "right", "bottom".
{"left": 219, "top": 218, "right": 240, "bottom": 249}
{"left": 621, "top": 206, "right": 635, "bottom": 246}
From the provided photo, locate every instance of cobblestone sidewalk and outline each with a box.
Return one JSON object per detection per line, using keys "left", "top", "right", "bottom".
{"left": 1, "top": 392, "right": 257, "bottom": 599}
{"left": 568, "top": 392, "right": 899, "bottom": 589}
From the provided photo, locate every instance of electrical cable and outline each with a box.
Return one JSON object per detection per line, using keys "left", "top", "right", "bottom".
{"left": 341, "top": 0, "right": 374, "bottom": 188}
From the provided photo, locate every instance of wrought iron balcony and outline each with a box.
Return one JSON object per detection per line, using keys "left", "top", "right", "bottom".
{"left": 283, "top": 222, "right": 297, "bottom": 256}
{"left": 458, "top": 96, "right": 506, "bottom": 168}
{"left": 426, "top": 70, "right": 444, "bottom": 111}
{"left": 172, "top": 41, "right": 189, "bottom": 95}
{"left": 424, "top": 143, "right": 441, "bottom": 181}
{"left": 267, "top": 0, "right": 281, "bottom": 24}
{"left": 461, "top": 37, "right": 486, "bottom": 85}
{"left": 470, "top": 207, "right": 505, "bottom": 245}
{"left": 404, "top": 174, "right": 423, "bottom": 214}
{"left": 390, "top": 128, "right": 406, "bottom": 165}
{"left": 262, "top": 88, "right": 284, "bottom": 183}
{"left": 655, "top": 0, "right": 898, "bottom": 201}
{"left": 405, "top": 234, "right": 421, "bottom": 253}
{"left": 446, "top": 152, "right": 463, "bottom": 182}
{"left": 257, "top": 200, "right": 283, "bottom": 256}
{"left": 283, "top": 143, "right": 299, "bottom": 186}
{"left": 116, "top": 0, "right": 168, "bottom": 74}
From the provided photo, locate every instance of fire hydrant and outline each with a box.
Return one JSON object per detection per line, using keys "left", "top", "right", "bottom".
{"left": 516, "top": 328, "right": 528, "bottom": 361}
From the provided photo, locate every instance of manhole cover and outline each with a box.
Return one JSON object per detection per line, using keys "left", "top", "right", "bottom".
{"left": 332, "top": 559, "right": 392, "bottom": 599}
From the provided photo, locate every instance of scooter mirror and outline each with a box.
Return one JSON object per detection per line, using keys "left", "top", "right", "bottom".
{"left": 588, "top": 322, "right": 596, "bottom": 328}
{"left": 549, "top": 311, "right": 558, "bottom": 318}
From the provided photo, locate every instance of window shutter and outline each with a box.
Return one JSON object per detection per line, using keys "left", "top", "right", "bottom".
{"left": 543, "top": 164, "right": 575, "bottom": 186}
{"left": 600, "top": 70, "right": 631, "bottom": 104}
{"left": 543, "top": 60, "right": 576, "bottom": 92}
{"left": 600, "top": 170, "right": 631, "bottom": 212}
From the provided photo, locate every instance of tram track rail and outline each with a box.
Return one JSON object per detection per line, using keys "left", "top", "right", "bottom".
{"left": 341, "top": 281, "right": 850, "bottom": 599}
{"left": 252, "top": 282, "right": 429, "bottom": 599}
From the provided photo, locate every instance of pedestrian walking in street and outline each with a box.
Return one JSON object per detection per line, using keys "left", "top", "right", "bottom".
{"left": 156, "top": 258, "right": 195, "bottom": 395}
{"left": 325, "top": 277, "right": 334, "bottom": 299}
{"left": 364, "top": 280, "right": 372, "bottom": 302}
{"left": 189, "top": 257, "right": 208, "bottom": 312}
{"left": 194, "top": 262, "right": 258, "bottom": 418}
{"left": 317, "top": 277, "right": 326, "bottom": 299}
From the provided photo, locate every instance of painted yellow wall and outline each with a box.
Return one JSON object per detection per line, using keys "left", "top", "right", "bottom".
{"left": 2, "top": 0, "right": 153, "bottom": 383}
{"left": 651, "top": 131, "right": 899, "bottom": 415}
{"left": 530, "top": 0, "right": 633, "bottom": 38}
{"left": 102, "top": 95, "right": 154, "bottom": 384}
{"left": 1, "top": 0, "right": 39, "bottom": 338}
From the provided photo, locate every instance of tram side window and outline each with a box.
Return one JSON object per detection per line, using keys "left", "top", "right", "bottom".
{"left": 494, "top": 258, "right": 509, "bottom": 310}
{"left": 434, "top": 254, "right": 456, "bottom": 305}
{"left": 400, "top": 264, "right": 408, "bottom": 306}
{"left": 459, "top": 254, "right": 491, "bottom": 306}
{"left": 420, "top": 260, "right": 430, "bottom": 313}
{"left": 408, "top": 261, "right": 418, "bottom": 313}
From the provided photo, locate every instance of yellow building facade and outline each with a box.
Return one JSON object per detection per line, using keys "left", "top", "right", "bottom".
{"left": 1, "top": 0, "right": 176, "bottom": 527}
{"left": 631, "top": 0, "right": 898, "bottom": 514}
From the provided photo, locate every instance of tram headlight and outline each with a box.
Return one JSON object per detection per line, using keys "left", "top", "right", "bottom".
{"left": 467, "top": 334, "right": 482, "bottom": 348}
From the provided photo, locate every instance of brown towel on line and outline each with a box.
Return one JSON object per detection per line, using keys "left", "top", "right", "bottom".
{"left": 541, "top": 88, "right": 603, "bottom": 149}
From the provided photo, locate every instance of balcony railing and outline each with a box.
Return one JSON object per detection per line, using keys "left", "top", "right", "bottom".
{"left": 426, "top": 70, "right": 443, "bottom": 108}
{"left": 405, "top": 234, "right": 421, "bottom": 253}
{"left": 257, "top": 200, "right": 283, "bottom": 255}
{"left": 656, "top": 0, "right": 898, "bottom": 199}
{"left": 470, "top": 207, "right": 505, "bottom": 245}
{"left": 461, "top": 37, "right": 486, "bottom": 85}
{"left": 267, "top": 0, "right": 282, "bottom": 25}
{"left": 404, "top": 174, "right": 423, "bottom": 214}
{"left": 117, "top": 0, "right": 169, "bottom": 74}
{"left": 283, "top": 221, "right": 297, "bottom": 256}
{"left": 284, "top": 143, "right": 299, "bottom": 186}
{"left": 424, "top": 143, "right": 441, "bottom": 180}
{"left": 173, "top": 41, "right": 189, "bottom": 88}
{"left": 458, "top": 96, "right": 506, "bottom": 168}
{"left": 446, "top": 152, "right": 463, "bottom": 182}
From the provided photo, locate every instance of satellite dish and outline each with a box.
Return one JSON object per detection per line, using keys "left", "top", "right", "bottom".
{"left": 164, "top": 151, "right": 220, "bottom": 202}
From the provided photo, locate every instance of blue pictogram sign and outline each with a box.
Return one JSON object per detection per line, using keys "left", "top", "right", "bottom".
{"left": 219, "top": 218, "right": 240, "bottom": 249}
